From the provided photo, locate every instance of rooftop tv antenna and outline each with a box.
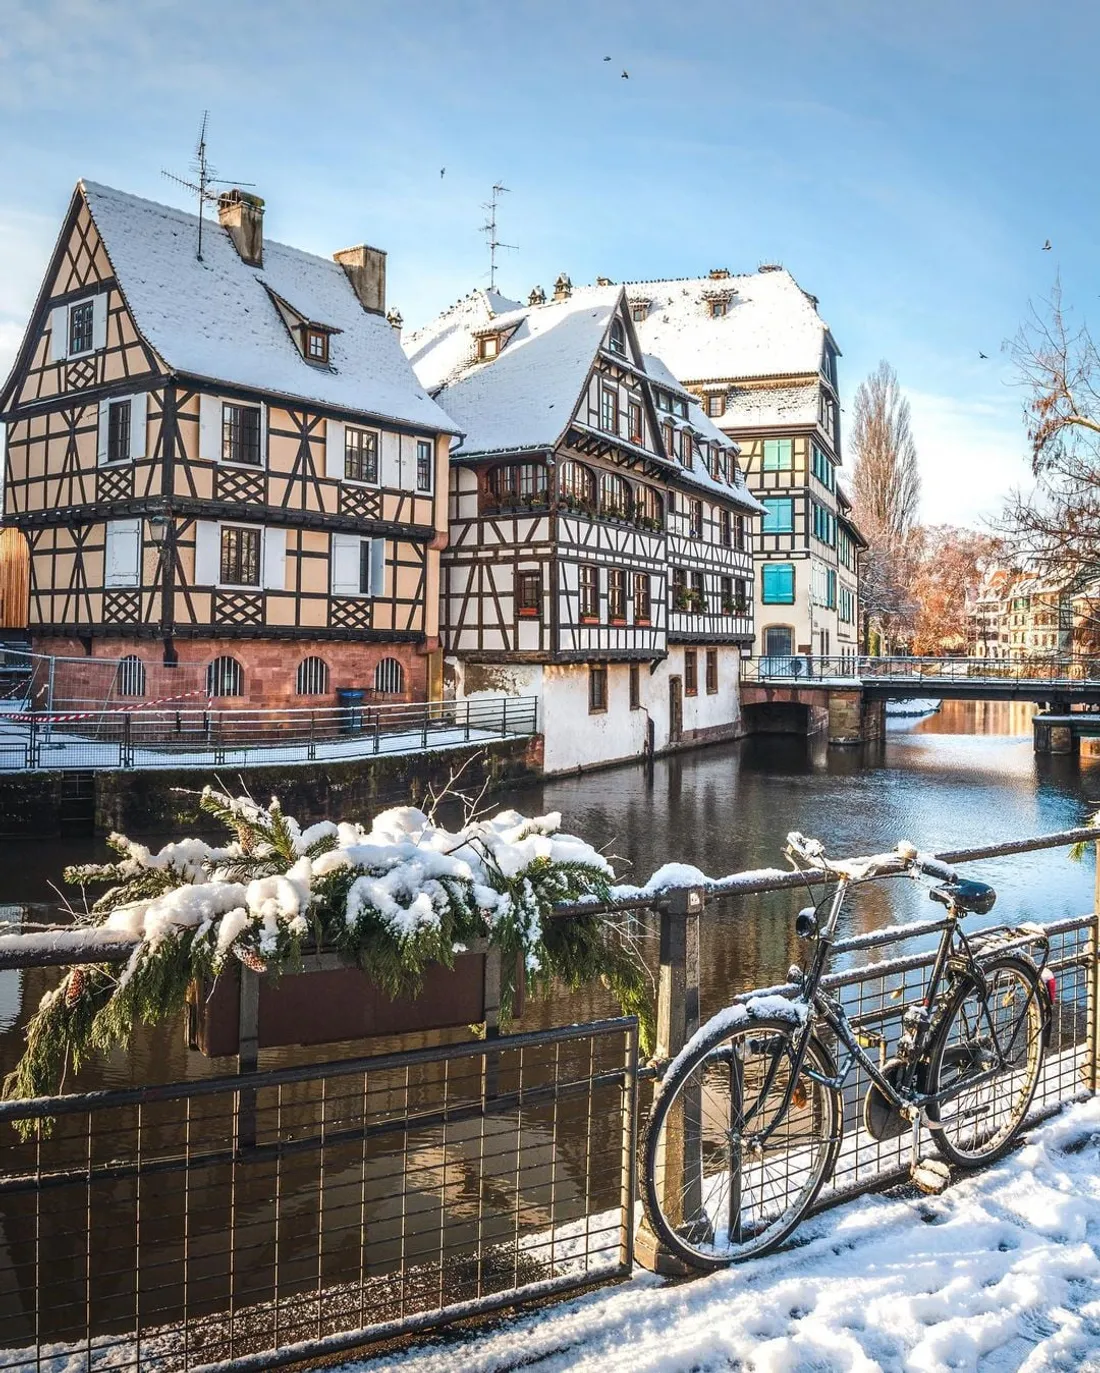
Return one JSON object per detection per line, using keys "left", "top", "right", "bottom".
{"left": 161, "top": 113, "right": 254, "bottom": 262}
{"left": 480, "top": 182, "right": 517, "bottom": 290}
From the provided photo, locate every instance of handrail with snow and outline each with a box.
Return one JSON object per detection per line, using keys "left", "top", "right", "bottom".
{"left": 5, "top": 824, "right": 1099, "bottom": 968}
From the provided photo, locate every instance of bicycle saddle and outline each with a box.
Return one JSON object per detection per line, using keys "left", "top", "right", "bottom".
{"left": 929, "top": 878, "right": 996, "bottom": 915}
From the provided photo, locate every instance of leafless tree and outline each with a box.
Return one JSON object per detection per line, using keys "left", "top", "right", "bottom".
{"left": 1000, "top": 279, "right": 1100, "bottom": 593}
{"left": 850, "top": 360, "right": 922, "bottom": 649}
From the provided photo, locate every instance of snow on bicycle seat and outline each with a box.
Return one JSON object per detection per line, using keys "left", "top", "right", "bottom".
{"left": 929, "top": 878, "right": 996, "bottom": 915}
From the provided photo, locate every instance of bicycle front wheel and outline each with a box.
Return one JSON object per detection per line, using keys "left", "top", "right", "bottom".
{"left": 641, "top": 1014, "right": 841, "bottom": 1269}
{"left": 924, "top": 953, "right": 1046, "bottom": 1168}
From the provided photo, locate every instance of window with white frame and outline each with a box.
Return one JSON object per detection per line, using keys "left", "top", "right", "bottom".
{"left": 193, "top": 522, "right": 284, "bottom": 590}
{"left": 97, "top": 393, "right": 147, "bottom": 466}
{"left": 51, "top": 294, "right": 107, "bottom": 361}
{"left": 345, "top": 427, "right": 379, "bottom": 483}
{"left": 104, "top": 519, "right": 141, "bottom": 588}
{"left": 416, "top": 439, "right": 433, "bottom": 492}
{"left": 331, "top": 534, "right": 385, "bottom": 597}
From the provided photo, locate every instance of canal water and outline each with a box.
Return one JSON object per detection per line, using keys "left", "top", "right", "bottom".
{"left": 2, "top": 699, "right": 1099, "bottom": 1356}
{"left": 1, "top": 698, "right": 1098, "bottom": 1067}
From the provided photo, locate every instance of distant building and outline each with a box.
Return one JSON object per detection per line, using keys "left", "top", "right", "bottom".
{"left": 405, "top": 281, "right": 763, "bottom": 773}
{"left": 966, "top": 566, "right": 1073, "bottom": 660}
{"left": 0, "top": 181, "right": 458, "bottom": 706}
{"left": 626, "top": 267, "right": 864, "bottom": 665}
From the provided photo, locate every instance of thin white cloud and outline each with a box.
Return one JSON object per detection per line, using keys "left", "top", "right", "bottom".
{"left": 906, "top": 388, "right": 1029, "bottom": 528}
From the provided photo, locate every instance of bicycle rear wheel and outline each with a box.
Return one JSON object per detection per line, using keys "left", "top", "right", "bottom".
{"left": 641, "top": 1014, "right": 841, "bottom": 1269}
{"left": 924, "top": 953, "right": 1046, "bottom": 1167}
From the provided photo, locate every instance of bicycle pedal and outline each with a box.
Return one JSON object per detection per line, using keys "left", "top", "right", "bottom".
{"left": 910, "top": 1158, "right": 951, "bottom": 1195}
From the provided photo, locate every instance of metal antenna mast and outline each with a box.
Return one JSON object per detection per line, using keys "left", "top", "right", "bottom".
{"left": 162, "top": 113, "right": 254, "bottom": 262}
{"left": 480, "top": 182, "right": 517, "bottom": 290}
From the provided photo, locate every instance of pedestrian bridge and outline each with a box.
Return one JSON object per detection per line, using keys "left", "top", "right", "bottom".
{"left": 741, "top": 655, "right": 1100, "bottom": 704}
{"left": 738, "top": 656, "right": 1100, "bottom": 749}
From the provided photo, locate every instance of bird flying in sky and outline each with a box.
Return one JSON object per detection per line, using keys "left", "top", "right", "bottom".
{"left": 440, "top": 168, "right": 446, "bottom": 178}
{"left": 621, "top": 70, "right": 629, "bottom": 79}
{"left": 1043, "top": 240, "right": 1052, "bottom": 250}
{"left": 979, "top": 351, "right": 988, "bottom": 359}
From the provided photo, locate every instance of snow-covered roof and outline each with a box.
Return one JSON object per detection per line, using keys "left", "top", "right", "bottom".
{"left": 403, "top": 287, "right": 522, "bottom": 392}
{"left": 80, "top": 181, "right": 458, "bottom": 434}
{"left": 405, "top": 286, "right": 761, "bottom": 511}
{"left": 413, "top": 285, "right": 621, "bottom": 456}
{"left": 629, "top": 268, "right": 830, "bottom": 383}
{"left": 722, "top": 382, "right": 820, "bottom": 429}
{"left": 641, "top": 354, "right": 762, "bottom": 512}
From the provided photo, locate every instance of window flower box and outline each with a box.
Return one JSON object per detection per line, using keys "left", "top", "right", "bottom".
{"left": 187, "top": 941, "right": 518, "bottom": 1057}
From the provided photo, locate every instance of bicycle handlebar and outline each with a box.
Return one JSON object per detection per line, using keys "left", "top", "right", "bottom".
{"left": 785, "top": 832, "right": 959, "bottom": 885}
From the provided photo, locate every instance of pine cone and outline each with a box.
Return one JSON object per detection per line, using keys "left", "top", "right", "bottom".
{"left": 236, "top": 948, "right": 267, "bottom": 974}
{"left": 65, "top": 967, "right": 86, "bottom": 1007}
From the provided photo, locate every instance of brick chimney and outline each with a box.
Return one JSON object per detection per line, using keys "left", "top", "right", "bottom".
{"left": 217, "top": 190, "right": 265, "bottom": 268}
{"left": 334, "top": 244, "right": 387, "bottom": 315}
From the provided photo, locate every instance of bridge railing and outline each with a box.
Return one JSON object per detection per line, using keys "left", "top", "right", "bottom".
{"left": 740, "top": 654, "right": 1100, "bottom": 684}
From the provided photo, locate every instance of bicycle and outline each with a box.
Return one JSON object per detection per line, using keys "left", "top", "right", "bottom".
{"left": 641, "top": 832, "right": 1055, "bottom": 1269}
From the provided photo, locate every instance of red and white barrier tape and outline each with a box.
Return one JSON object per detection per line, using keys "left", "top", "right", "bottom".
{"left": 6, "top": 688, "right": 212, "bottom": 724}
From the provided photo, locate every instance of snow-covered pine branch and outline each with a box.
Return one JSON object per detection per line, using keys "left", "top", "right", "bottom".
{"left": 4, "top": 788, "right": 651, "bottom": 1121}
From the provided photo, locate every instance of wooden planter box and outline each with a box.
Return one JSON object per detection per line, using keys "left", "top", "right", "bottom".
{"left": 186, "top": 942, "right": 517, "bottom": 1058}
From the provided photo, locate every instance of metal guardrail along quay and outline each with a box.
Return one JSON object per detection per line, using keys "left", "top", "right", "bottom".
{"left": 0, "top": 694, "right": 539, "bottom": 772}
{"left": 0, "top": 824, "right": 1098, "bottom": 1369}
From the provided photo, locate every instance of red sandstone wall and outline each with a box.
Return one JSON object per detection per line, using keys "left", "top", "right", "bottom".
{"left": 29, "top": 636, "right": 428, "bottom": 708}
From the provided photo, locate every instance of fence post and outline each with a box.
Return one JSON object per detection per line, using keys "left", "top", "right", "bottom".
{"left": 1089, "top": 843, "right": 1100, "bottom": 1094}
{"left": 122, "top": 712, "right": 133, "bottom": 770}
{"left": 26, "top": 715, "right": 37, "bottom": 771}
{"left": 421, "top": 704, "right": 428, "bottom": 751}
{"left": 501, "top": 696, "right": 509, "bottom": 737}
{"left": 237, "top": 965, "right": 260, "bottom": 1151}
{"left": 634, "top": 884, "right": 704, "bottom": 1276}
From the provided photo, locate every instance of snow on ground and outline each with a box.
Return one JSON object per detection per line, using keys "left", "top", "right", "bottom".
{"left": 339, "top": 1097, "right": 1100, "bottom": 1373}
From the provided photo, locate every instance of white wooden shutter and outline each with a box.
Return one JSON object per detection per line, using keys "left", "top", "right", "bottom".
{"left": 262, "top": 527, "right": 286, "bottom": 591}
{"left": 49, "top": 305, "right": 69, "bottom": 362}
{"left": 259, "top": 402, "right": 268, "bottom": 466}
{"left": 199, "top": 395, "right": 221, "bottom": 462}
{"left": 194, "top": 520, "right": 220, "bottom": 585}
{"left": 330, "top": 534, "right": 361, "bottom": 595}
{"left": 92, "top": 293, "right": 108, "bottom": 351}
{"left": 96, "top": 401, "right": 110, "bottom": 465}
{"left": 129, "top": 392, "right": 148, "bottom": 459}
{"left": 370, "top": 538, "right": 386, "bottom": 597}
{"left": 325, "top": 419, "right": 345, "bottom": 479}
{"left": 105, "top": 519, "right": 141, "bottom": 587}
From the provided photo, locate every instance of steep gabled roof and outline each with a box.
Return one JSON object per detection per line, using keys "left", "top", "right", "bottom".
{"left": 76, "top": 181, "right": 457, "bottom": 433}
{"left": 628, "top": 268, "right": 832, "bottom": 384}
{"left": 410, "top": 285, "right": 621, "bottom": 456}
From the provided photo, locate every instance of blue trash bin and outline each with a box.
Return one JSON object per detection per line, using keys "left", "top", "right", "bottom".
{"left": 336, "top": 687, "right": 366, "bottom": 734}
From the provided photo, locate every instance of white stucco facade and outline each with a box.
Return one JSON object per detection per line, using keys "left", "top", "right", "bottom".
{"left": 445, "top": 647, "right": 744, "bottom": 775}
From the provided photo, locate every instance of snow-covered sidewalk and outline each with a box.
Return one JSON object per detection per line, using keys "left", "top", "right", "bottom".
{"left": 341, "top": 1098, "right": 1100, "bottom": 1373}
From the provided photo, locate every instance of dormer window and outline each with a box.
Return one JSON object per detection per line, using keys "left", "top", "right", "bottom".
{"left": 630, "top": 301, "right": 648, "bottom": 323}
{"left": 710, "top": 299, "right": 728, "bottom": 318}
{"left": 305, "top": 329, "right": 329, "bottom": 363}
{"left": 608, "top": 319, "right": 626, "bottom": 356}
{"left": 478, "top": 334, "right": 500, "bottom": 360}
{"left": 706, "top": 393, "right": 725, "bottom": 418}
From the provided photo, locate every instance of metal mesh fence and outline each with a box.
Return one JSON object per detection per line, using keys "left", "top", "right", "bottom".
{"left": 725, "top": 915, "right": 1096, "bottom": 1209}
{"left": 0, "top": 1019, "right": 637, "bottom": 1372}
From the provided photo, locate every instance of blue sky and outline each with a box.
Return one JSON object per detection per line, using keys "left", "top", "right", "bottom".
{"left": 1, "top": 0, "right": 1095, "bottom": 526}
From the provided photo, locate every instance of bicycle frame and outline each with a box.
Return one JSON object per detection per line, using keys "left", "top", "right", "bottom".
{"left": 752, "top": 873, "right": 1046, "bottom": 1147}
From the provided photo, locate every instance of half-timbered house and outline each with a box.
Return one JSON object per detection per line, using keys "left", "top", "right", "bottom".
{"left": 0, "top": 181, "right": 458, "bottom": 706}
{"left": 405, "top": 282, "right": 762, "bottom": 773}
{"left": 629, "top": 267, "right": 864, "bottom": 667}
